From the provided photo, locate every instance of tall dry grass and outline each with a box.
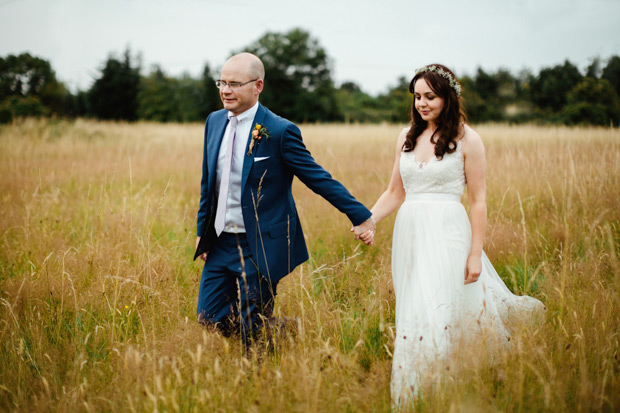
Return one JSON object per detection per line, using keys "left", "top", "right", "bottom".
{"left": 0, "top": 119, "right": 619, "bottom": 412}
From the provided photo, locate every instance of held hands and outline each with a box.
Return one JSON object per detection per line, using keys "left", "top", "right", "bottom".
{"left": 464, "top": 254, "right": 482, "bottom": 284}
{"left": 351, "top": 216, "right": 376, "bottom": 246}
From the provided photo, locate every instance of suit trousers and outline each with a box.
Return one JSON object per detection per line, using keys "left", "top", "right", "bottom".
{"left": 196, "top": 232, "right": 277, "bottom": 345}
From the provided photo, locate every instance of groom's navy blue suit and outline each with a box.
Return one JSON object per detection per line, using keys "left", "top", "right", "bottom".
{"left": 195, "top": 103, "right": 371, "bottom": 339}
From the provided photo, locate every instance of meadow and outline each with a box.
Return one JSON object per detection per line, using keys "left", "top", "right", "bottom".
{"left": 0, "top": 119, "right": 619, "bottom": 412}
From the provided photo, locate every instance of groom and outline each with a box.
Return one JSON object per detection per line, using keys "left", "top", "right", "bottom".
{"left": 194, "top": 52, "right": 374, "bottom": 344}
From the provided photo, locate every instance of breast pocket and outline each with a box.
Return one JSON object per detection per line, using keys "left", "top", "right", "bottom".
{"left": 251, "top": 155, "right": 279, "bottom": 179}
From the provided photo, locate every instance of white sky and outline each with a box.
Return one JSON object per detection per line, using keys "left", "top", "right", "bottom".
{"left": 1, "top": 0, "right": 619, "bottom": 96}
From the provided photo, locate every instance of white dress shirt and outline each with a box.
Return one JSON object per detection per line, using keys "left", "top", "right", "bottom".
{"left": 215, "top": 101, "right": 259, "bottom": 233}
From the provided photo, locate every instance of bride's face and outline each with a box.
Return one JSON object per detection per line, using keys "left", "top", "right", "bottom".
{"left": 414, "top": 78, "right": 444, "bottom": 125}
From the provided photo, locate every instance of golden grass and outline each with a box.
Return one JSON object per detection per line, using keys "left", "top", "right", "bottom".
{"left": 1, "top": 119, "right": 619, "bottom": 412}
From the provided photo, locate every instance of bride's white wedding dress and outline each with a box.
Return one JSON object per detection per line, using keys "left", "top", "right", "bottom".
{"left": 390, "top": 137, "right": 545, "bottom": 403}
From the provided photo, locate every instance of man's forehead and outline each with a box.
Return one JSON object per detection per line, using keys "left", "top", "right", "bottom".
{"left": 221, "top": 64, "right": 249, "bottom": 79}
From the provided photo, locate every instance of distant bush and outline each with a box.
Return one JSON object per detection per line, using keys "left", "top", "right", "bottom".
{"left": 562, "top": 77, "right": 620, "bottom": 126}
{"left": 0, "top": 53, "right": 67, "bottom": 123}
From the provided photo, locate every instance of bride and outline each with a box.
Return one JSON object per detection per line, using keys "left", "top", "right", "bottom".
{"left": 357, "top": 64, "right": 545, "bottom": 404}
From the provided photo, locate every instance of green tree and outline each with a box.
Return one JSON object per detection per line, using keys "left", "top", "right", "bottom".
{"left": 460, "top": 75, "right": 486, "bottom": 123}
{"left": 601, "top": 55, "right": 620, "bottom": 98}
{"left": 378, "top": 76, "right": 412, "bottom": 123}
{"left": 198, "top": 63, "right": 219, "bottom": 118}
{"left": 0, "top": 52, "right": 67, "bottom": 122}
{"left": 586, "top": 57, "right": 602, "bottom": 79}
{"left": 529, "top": 60, "right": 583, "bottom": 112}
{"left": 470, "top": 69, "right": 502, "bottom": 121}
{"left": 562, "top": 77, "right": 620, "bottom": 126}
{"left": 471, "top": 68, "right": 499, "bottom": 101}
{"left": 138, "top": 65, "right": 178, "bottom": 122}
{"left": 335, "top": 81, "right": 386, "bottom": 123}
{"left": 137, "top": 64, "right": 220, "bottom": 123}
{"left": 0, "top": 96, "right": 45, "bottom": 123}
{"left": 463, "top": 68, "right": 523, "bottom": 122}
{"left": 89, "top": 48, "right": 141, "bottom": 121}
{"left": 236, "top": 28, "right": 340, "bottom": 122}
{"left": 174, "top": 64, "right": 220, "bottom": 122}
{"left": 173, "top": 73, "right": 203, "bottom": 122}
{"left": 70, "top": 90, "right": 90, "bottom": 118}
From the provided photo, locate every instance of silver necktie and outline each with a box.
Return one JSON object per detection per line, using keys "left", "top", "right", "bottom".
{"left": 214, "top": 116, "right": 238, "bottom": 235}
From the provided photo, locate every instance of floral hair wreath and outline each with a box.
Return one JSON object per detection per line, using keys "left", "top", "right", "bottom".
{"left": 414, "top": 65, "right": 462, "bottom": 97}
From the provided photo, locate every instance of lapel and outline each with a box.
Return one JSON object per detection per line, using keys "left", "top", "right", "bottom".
{"left": 207, "top": 112, "right": 229, "bottom": 195}
{"left": 241, "top": 103, "right": 267, "bottom": 194}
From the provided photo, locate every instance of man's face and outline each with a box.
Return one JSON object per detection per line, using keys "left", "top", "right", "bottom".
{"left": 218, "top": 60, "right": 262, "bottom": 116}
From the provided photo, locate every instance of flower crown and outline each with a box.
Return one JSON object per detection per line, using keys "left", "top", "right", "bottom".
{"left": 414, "top": 65, "right": 462, "bottom": 96}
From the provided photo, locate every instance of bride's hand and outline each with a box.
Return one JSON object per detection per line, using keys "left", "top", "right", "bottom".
{"left": 351, "top": 216, "right": 376, "bottom": 246}
{"left": 359, "top": 229, "right": 374, "bottom": 246}
{"left": 464, "top": 254, "right": 482, "bottom": 284}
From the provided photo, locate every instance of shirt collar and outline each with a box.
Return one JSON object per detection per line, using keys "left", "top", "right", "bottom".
{"left": 228, "top": 101, "right": 259, "bottom": 123}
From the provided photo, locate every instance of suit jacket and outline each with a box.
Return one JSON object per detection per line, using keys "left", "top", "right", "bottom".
{"left": 194, "top": 103, "right": 371, "bottom": 284}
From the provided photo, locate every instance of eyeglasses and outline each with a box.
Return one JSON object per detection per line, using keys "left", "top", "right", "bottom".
{"left": 215, "top": 79, "right": 258, "bottom": 90}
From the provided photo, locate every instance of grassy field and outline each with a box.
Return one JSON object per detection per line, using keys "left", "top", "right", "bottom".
{"left": 1, "top": 119, "right": 619, "bottom": 412}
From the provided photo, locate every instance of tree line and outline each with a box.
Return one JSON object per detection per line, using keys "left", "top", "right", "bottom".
{"left": 2, "top": 28, "right": 619, "bottom": 126}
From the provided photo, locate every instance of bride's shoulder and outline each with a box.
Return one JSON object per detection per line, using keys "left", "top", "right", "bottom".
{"left": 459, "top": 124, "right": 484, "bottom": 157}
{"left": 460, "top": 124, "right": 483, "bottom": 149}
{"left": 397, "top": 127, "right": 409, "bottom": 145}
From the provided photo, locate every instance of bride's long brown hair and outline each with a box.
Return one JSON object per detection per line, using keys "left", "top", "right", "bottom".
{"left": 403, "top": 64, "right": 466, "bottom": 159}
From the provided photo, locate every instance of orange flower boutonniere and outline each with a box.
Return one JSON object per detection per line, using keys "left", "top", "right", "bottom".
{"left": 247, "top": 123, "right": 270, "bottom": 155}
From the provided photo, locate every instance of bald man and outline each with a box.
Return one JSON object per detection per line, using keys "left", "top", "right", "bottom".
{"left": 194, "top": 53, "right": 374, "bottom": 346}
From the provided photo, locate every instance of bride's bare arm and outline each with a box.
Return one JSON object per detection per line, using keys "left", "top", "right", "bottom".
{"left": 463, "top": 127, "right": 487, "bottom": 284}
{"left": 370, "top": 128, "right": 407, "bottom": 224}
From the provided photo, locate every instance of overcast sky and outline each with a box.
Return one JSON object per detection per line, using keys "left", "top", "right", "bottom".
{"left": 1, "top": 0, "right": 619, "bottom": 95}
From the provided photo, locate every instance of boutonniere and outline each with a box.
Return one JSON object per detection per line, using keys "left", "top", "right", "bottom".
{"left": 247, "top": 124, "right": 270, "bottom": 155}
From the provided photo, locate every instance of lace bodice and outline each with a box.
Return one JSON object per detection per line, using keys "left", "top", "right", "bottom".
{"left": 400, "top": 141, "right": 465, "bottom": 197}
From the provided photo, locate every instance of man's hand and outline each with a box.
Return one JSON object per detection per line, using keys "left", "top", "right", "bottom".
{"left": 351, "top": 216, "right": 376, "bottom": 246}
{"left": 196, "top": 236, "right": 207, "bottom": 261}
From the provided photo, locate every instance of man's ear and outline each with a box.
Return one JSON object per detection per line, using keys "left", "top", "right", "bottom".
{"left": 255, "top": 79, "right": 264, "bottom": 94}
